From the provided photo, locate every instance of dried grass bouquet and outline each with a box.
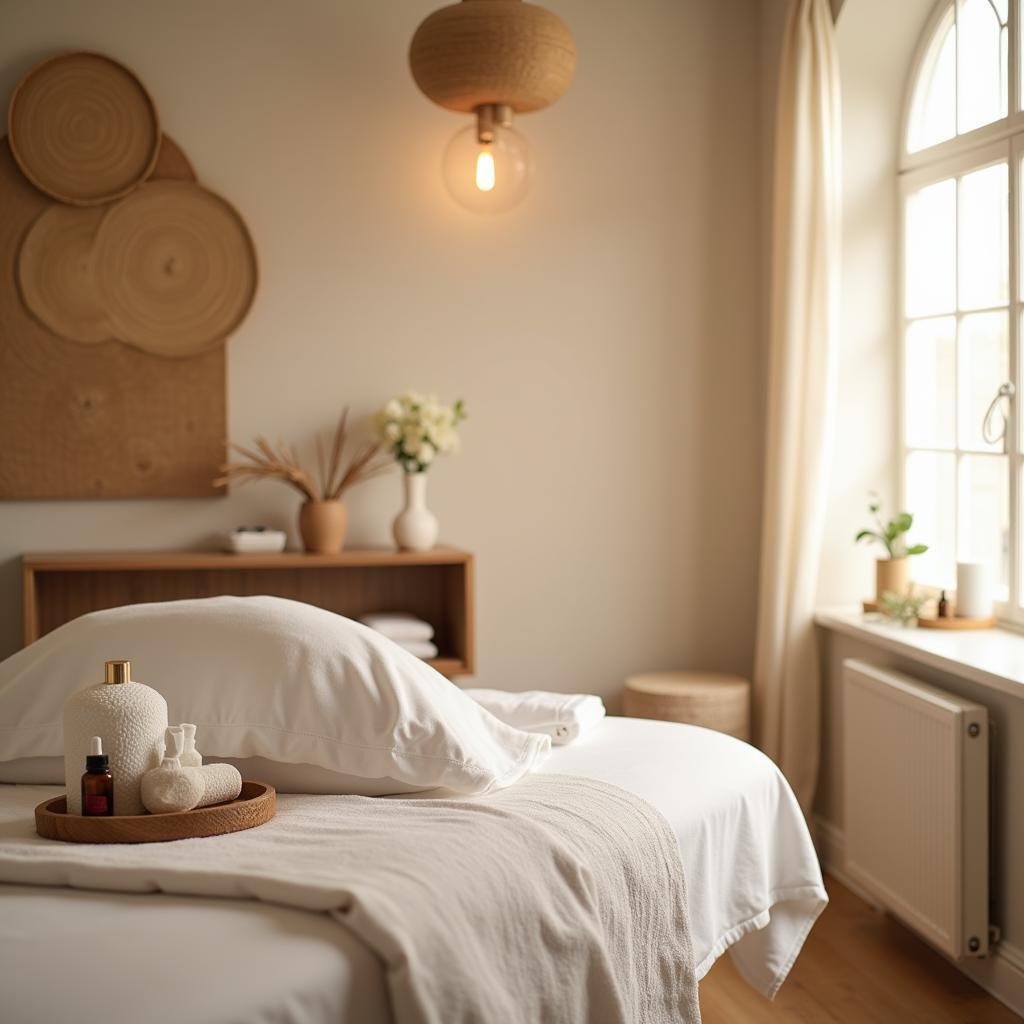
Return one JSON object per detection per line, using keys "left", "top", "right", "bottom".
{"left": 216, "top": 408, "right": 390, "bottom": 501}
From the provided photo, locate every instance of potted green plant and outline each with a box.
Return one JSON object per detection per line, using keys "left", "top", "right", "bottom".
{"left": 855, "top": 495, "right": 928, "bottom": 605}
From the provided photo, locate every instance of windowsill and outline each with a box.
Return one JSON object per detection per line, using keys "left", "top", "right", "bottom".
{"left": 814, "top": 607, "right": 1024, "bottom": 700}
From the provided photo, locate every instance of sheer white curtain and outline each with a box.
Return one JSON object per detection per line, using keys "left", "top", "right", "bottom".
{"left": 753, "top": 0, "right": 841, "bottom": 813}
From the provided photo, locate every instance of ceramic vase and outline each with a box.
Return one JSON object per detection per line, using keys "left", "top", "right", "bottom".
{"left": 875, "top": 557, "right": 909, "bottom": 604}
{"left": 393, "top": 472, "right": 438, "bottom": 551}
{"left": 299, "top": 500, "right": 347, "bottom": 553}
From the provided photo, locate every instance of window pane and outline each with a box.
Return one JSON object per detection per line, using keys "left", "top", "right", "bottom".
{"left": 959, "top": 454, "right": 1009, "bottom": 598}
{"left": 906, "top": 179, "right": 956, "bottom": 317}
{"left": 959, "top": 311, "right": 1009, "bottom": 451}
{"left": 906, "top": 450, "right": 957, "bottom": 589}
{"left": 905, "top": 317, "right": 956, "bottom": 448}
{"left": 958, "top": 0, "right": 1007, "bottom": 134}
{"left": 959, "top": 162, "right": 1008, "bottom": 311}
{"left": 908, "top": 8, "right": 956, "bottom": 152}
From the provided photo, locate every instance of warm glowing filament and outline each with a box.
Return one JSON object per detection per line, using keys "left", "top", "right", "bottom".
{"left": 475, "top": 149, "right": 496, "bottom": 192}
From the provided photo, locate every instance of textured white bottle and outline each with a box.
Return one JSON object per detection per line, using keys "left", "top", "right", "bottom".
{"left": 63, "top": 660, "right": 168, "bottom": 815}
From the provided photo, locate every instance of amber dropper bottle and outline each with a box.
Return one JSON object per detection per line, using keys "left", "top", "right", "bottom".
{"left": 81, "top": 736, "right": 114, "bottom": 816}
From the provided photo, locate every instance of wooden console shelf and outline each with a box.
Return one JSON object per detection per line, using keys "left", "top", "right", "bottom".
{"left": 22, "top": 548, "right": 474, "bottom": 677}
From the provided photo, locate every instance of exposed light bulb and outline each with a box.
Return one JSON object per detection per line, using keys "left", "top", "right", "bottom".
{"left": 442, "top": 104, "right": 534, "bottom": 214}
{"left": 475, "top": 149, "right": 496, "bottom": 192}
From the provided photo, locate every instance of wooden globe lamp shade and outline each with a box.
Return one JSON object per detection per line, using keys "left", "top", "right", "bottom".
{"left": 409, "top": 0, "right": 576, "bottom": 212}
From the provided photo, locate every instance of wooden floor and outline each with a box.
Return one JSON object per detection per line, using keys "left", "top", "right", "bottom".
{"left": 700, "top": 875, "right": 1022, "bottom": 1023}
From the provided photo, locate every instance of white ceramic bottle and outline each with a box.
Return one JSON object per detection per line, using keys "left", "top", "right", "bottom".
{"left": 62, "top": 660, "right": 168, "bottom": 815}
{"left": 178, "top": 723, "right": 202, "bottom": 767}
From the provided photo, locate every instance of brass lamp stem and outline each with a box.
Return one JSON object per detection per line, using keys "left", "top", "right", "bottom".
{"left": 476, "top": 103, "right": 513, "bottom": 144}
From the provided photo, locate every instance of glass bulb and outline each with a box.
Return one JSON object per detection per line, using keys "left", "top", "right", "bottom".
{"left": 442, "top": 123, "right": 534, "bottom": 214}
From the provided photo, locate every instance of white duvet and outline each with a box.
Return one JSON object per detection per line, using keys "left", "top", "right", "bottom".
{"left": 0, "top": 717, "right": 826, "bottom": 1024}
{"left": 536, "top": 717, "right": 828, "bottom": 995}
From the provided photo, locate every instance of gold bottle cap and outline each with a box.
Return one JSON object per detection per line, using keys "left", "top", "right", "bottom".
{"left": 104, "top": 660, "right": 132, "bottom": 685}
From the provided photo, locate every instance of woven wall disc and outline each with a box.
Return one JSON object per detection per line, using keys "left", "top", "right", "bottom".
{"left": 409, "top": 1, "right": 576, "bottom": 114}
{"left": 9, "top": 51, "right": 160, "bottom": 205}
{"left": 92, "top": 180, "right": 257, "bottom": 358}
{"left": 14, "top": 135, "right": 197, "bottom": 347}
{"left": 17, "top": 204, "right": 112, "bottom": 344}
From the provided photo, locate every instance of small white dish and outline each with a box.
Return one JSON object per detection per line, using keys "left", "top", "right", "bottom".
{"left": 223, "top": 529, "right": 287, "bottom": 554}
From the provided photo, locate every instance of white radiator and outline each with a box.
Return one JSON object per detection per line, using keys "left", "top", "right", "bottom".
{"left": 841, "top": 658, "right": 990, "bottom": 959}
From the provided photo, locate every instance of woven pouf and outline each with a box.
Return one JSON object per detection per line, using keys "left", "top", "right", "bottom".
{"left": 623, "top": 671, "right": 751, "bottom": 742}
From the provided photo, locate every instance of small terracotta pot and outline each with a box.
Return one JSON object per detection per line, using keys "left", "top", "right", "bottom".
{"left": 299, "top": 500, "right": 347, "bottom": 554}
{"left": 875, "top": 557, "right": 909, "bottom": 603}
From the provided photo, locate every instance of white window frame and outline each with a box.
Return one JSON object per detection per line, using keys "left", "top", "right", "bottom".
{"left": 899, "top": 0, "right": 1021, "bottom": 624}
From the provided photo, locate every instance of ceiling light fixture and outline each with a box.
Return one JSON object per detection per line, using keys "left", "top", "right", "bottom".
{"left": 409, "top": 0, "right": 576, "bottom": 214}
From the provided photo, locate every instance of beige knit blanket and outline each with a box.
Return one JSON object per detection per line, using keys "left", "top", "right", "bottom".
{"left": 0, "top": 775, "right": 700, "bottom": 1024}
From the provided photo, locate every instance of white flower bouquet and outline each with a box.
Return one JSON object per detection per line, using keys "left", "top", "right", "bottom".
{"left": 377, "top": 392, "right": 466, "bottom": 473}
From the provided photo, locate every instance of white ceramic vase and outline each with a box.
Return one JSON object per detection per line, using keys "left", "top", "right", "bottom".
{"left": 393, "top": 471, "right": 439, "bottom": 551}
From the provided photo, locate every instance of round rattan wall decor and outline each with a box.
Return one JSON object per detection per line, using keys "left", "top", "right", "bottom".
{"left": 8, "top": 51, "right": 160, "bottom": 205}
{"left": 91, "top": 180, "right": 258, "bottom": 358}
{"left": 17, "top": 204, "right": 113, "bottom": 344}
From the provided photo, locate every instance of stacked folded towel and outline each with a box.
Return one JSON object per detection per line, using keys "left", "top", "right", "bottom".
{"left": 465, "top": 688, "right": 606, "bottom": 745}
{"left": 360, "top": 612, "right": 438, "bottom": 660}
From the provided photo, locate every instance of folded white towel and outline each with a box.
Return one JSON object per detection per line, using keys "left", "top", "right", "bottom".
{"left": 465, "top": 689, "right": 606, "bottom": 745}
{"left": 400, "top": 639, "right": 439, "bottom": 660}
{"left": 360, "top": 612, "right": 434, "bottom": 642}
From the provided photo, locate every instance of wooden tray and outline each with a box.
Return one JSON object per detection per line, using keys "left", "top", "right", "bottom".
{"left": 917, "top": 615, "right": 997, "bottom": 631}
{"left": 35, "top": 781, "right": 275, "bottom": 844}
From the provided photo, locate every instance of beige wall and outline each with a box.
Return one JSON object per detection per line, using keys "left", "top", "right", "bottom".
{"left": 0, "top": 0, "right": 767, "bottom": 702}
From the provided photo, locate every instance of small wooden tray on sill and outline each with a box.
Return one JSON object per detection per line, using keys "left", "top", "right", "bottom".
{"left": 917, "top": 615, "right": 997, "bottom": 631}
{"left": 35, "top": 780, "right": 275, "bottom": 844}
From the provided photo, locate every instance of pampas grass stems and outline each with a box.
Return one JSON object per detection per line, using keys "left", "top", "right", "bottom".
{"left": 215, "top": 408, "right": 390, "bottom": 502}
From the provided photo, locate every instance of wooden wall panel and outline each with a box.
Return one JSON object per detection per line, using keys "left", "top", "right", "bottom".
{"left": 0, "top": 135, "right": 227, "bottom": 499}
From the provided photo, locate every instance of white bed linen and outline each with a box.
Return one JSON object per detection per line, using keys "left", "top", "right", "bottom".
{"left": 537, "top": 717, "right": 827, "bottom": 995}
{"left": 0, "top": 717, "right": 825, "bottom": 1024}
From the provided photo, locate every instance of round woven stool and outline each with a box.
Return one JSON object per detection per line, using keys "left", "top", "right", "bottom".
{"left": 623, "top": 671, "right": 751, "bottom": 742}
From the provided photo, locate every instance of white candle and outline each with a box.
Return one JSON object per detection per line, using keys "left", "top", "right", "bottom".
{"left": 956, "top": 562, "right": 993, "bottom": 619}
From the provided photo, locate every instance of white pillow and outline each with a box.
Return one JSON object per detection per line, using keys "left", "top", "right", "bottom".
{"left": 0, "top": 596, "right": 549, "bottom": 795}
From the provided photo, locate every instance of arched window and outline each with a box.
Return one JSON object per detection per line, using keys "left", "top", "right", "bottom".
{"left": 901, "top": 0, "right": 1015, "bottom": 617}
